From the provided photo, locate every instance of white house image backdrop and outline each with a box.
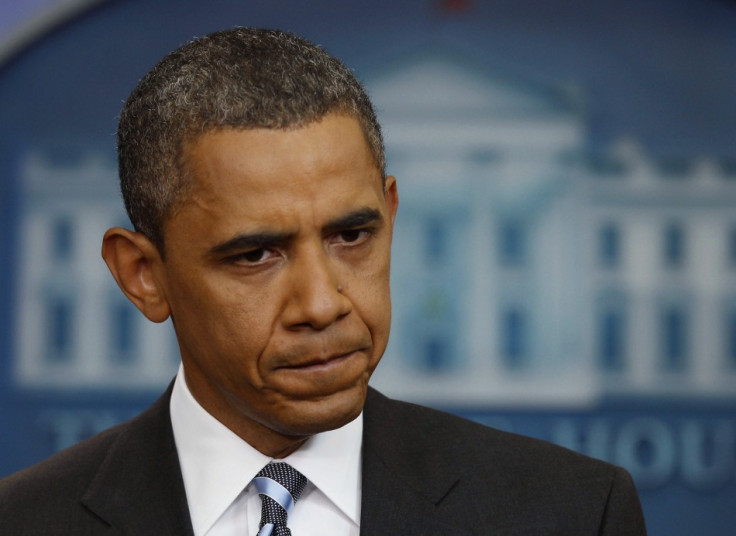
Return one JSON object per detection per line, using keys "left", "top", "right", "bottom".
{"left": 369, "top": 49, "right": 736, "bottom": 404}
{"left": 14, "top": 149, "right": 180, "bottom": 390}
{"left": 14, "top": 47, "right": 736, "bottom": 405}
{"left": 372, "top": 51, "right": 736, "bottom": 405}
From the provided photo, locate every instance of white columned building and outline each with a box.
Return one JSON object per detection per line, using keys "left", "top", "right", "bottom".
{"left": 14, "top": 149, "right": 179, "bottom": 390}
{"left": 582, "top": 140, "right": 736, "bottom": 397}
{"left": 366, "top": 49, "right": 598, "bottom": 406}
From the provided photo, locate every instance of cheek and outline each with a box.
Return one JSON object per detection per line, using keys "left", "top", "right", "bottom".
{"left": 351, "top": 264, "right": 392, "bottom": 335}
{"left": 169, "top": 277, "right": 276, "bottom": 362}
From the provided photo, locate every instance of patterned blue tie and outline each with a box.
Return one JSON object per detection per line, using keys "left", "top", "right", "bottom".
{"left": 254, "top": 462, "right": 308, "bottom": 536}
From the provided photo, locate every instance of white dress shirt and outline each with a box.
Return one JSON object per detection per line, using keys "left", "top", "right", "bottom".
{"left": 170, "top": 366, "right": 362, "bottom": 535}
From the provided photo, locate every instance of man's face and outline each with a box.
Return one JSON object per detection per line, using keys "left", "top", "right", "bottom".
{"left": 158, "top": 113, "right": 397, "bottom": 454}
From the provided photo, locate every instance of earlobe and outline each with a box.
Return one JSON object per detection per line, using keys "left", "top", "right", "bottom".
{"left": 101, "top": 227, "right": 171, "bottom": 323}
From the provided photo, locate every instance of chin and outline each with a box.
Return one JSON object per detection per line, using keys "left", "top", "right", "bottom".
{"left": 276, "top": 383, "right": 367, "bottom": 436}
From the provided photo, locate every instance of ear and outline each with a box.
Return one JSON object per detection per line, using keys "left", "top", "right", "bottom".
{"left": 384, "top": 175, "right": 399, "bottom": 225}
{"left": 101, "top": 227, "right": 171, "bottom": 323}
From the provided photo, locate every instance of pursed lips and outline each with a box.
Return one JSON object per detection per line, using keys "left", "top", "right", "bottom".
{"left": 274, "top": 348, "right": 367, "bottom": 370}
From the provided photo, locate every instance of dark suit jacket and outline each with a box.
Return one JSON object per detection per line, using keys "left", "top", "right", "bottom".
{"left": 0, "top": 386, "right": 646, "bottom": 535}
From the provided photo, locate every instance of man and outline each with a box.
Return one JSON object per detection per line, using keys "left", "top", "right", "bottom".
{"left": 0, "top": 28, "right": 646, "bottom": 535}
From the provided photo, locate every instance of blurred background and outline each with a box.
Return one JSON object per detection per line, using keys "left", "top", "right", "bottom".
{"left": 1, "top": 1, "right": 735, "bottom": 533}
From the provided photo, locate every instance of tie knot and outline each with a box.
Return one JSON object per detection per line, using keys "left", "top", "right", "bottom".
{"left": 254, "top": 462, "right": 308, "bottom": 536}
{"left": 256, "top": 462, "right": 308, "bottom": 501}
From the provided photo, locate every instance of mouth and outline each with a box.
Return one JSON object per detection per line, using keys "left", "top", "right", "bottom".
{"left": 277, "top": 349, "right": 364, "bottom": 371}
{"left": 267, "top": 345, "right": 375, "bottom": 397}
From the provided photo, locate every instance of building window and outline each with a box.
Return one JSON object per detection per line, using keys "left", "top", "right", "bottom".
{"left": 660, "top": 305, "right": 688, "bottom": 371}
{"left": 45, "top": 295, "right": 74, "bottom": 362}
{"left": 726, "top": 307, "right": 736, "bottom": 368}
{"left": 425, "top": 217, "right": 446, "bottom": 264}
{"left": 424, "top": 336, "right": 449, "bottom": 371}
{"left": 598, "top": 307, "right": 626, "bottom": 371}
{"left": 598, "top": 223, "right": 621, "bottom": 268}
{"left": 498, "top": 220, "right": 526, "bottom": 268}
{"left": 663, "top": 223, "right": 685, "bottom": 268}
{"left": 728, "top": 226, "right": 736, "bottom": 268}
{"left": 51, "top": 217, "right": 73, "bottom": 261}
{"left": 500, "top": 306, "right": 528, "bottom": 369}
{"left": 111, "top": 301, "right": 137, "bottom": 363}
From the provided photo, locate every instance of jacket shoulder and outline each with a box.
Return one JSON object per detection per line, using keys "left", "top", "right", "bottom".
{"left": 0, "top": 421, "right": 127, "bottom": 531}
{"left": 365, "top": 387, "right": 601, "bottom": 471}
{"left": 0, "top": 385, "right": 176, "bottom": 534}
{"left": 1, "top": 422, "right": 124, "bottom": 490}
{"left": 363, "top": 388, "right": 647, "bottom": 534}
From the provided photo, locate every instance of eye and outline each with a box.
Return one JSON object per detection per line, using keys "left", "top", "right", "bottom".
{"left": 335, "top": 228, "right": 374, "bottom": 245}
{"left": 231, "top": 248, "right": 274, "bottom": 264}
{"left": 339, "top": 229, "right": 366, "bottom": 243}
{"left": 244, "top": 249, "right": 267, "bottom": 262}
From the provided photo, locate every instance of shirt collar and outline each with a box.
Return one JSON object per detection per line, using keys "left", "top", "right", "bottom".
{"left": 170, "top": 365, "right": 363, "bottom": 534}
{"left": 285, "top": 407, "right": 362, "bottom": 526}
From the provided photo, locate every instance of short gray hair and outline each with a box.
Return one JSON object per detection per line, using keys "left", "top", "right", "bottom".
{"left": 117, "top": 27, "right": 385, "bottom": 252}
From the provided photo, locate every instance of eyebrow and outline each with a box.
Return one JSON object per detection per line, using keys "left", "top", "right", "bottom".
{"left": 208, "top": 230, "right": 292, "bottom": 257}
{"left": 208, "top": 206, "right": 384, "bottom": 257}
{"left": 322, "top": 207, "right": 383, "bottom": 235}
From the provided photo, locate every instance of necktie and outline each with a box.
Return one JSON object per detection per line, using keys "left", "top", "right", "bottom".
{"left": 254, "top": 462, "right": 308, "bottom": 536}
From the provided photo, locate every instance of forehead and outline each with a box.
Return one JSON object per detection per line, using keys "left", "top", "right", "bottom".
{"left": 167, "top": 114, "right": 385, "bottom": 239}
{"left": 189, "top": 114, "right": 377, "bottom": 183}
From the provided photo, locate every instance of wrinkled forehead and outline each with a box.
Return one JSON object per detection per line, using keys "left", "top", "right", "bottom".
{"left": 163, "top": 114, "right": 385, "bottom": 241}
{"left": 178, "top": 112, "right": 382, "bottom": 187}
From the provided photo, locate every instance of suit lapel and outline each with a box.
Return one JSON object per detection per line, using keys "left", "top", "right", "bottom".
{"left": 77, "top": 385, "right": 476, "bottom": 534}
{"left": 81, "top": 384, "right": 194, "bottom": 536}
{"left": 360, "top": 388, "right": 476, "bottom": 535}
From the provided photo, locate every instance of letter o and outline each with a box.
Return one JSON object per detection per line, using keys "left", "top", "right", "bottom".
{"left": 614, "top": 418, "right": 676, "bottom": 489}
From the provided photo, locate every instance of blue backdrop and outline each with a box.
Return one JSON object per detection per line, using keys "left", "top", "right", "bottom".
{"left": 1, "top": 2, "right": 736, "bottom": 534}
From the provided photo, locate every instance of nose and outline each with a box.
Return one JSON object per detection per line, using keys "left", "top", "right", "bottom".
{"left": 281, "top": 244, "right": 352, "bottom": 330}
